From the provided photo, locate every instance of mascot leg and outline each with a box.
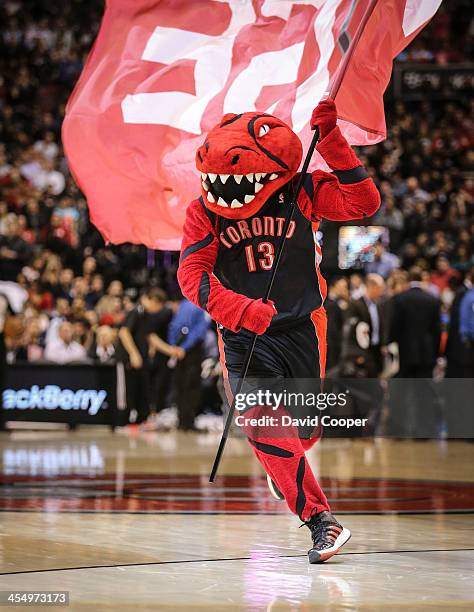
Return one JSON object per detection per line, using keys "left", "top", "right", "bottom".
{"left": 218, "top": 320, "right": 350, "bottom": 562}
{"left": 217, "top": 321, "right": 329, "bottom": 518}
{"left": 235, "top": 403, "right": 330, "bottom": 519}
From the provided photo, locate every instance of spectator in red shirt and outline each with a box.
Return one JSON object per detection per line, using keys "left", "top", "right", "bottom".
{"left": 430, "top": 255, "right": 459, "bottom": 292}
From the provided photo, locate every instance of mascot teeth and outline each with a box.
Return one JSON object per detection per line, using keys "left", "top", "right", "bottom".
{"left": 200, "top": 169, "right": 276, "bottom": 212}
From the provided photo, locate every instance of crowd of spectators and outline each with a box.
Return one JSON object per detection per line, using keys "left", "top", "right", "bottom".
{"left": 395, "top": 0, "right": 472, "bottom": 64}
{"left": 0, "top": 1, "right": 473, "bottom": 431}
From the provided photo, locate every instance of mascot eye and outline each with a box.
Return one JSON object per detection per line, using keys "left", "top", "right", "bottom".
{"left": 258, "top": 124, "right": 270, "bottom": 137}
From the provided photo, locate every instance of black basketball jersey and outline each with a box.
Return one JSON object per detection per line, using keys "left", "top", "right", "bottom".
{"left": 207, "top": 175, "right": 324, "bottom": 329}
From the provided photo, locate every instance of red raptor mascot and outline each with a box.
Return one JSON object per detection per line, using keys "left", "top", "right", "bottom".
{"left": 178, "top": 99, "right": 380, "bottom": 563}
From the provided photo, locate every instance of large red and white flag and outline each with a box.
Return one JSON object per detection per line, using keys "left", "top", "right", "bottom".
{"left": 63, "top": 0, "right": 442, "bottom": 249}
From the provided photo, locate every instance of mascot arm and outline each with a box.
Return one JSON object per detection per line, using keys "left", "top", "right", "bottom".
{"left": 309, "top": 126, "right": 380, "bottom": 221}
{"left": 178, "top": 200, "right": 256, "bottom": 332}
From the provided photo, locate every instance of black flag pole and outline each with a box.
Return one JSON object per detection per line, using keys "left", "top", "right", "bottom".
{"left": 209, "top": 0, "right": 379, "bottom": 483}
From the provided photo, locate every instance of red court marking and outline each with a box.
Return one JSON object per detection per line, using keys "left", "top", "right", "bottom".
{"left": 1, "top": 474, "right": 474, "bottom": 514}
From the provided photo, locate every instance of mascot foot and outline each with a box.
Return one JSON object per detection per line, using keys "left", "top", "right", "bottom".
{"left": 304, "top": 511, "right": 351, "bottom": 564}
{"left": 266, "top": 474, "right": 285, "bottom": 500}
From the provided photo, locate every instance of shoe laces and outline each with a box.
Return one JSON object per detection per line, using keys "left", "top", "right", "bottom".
{"left": 301, "top": 513, "right": 342, "bottom": 550}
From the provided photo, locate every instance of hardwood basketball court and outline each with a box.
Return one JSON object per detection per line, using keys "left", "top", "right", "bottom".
{"left": 0, "top": 429, "right": 473, "bottom": 610}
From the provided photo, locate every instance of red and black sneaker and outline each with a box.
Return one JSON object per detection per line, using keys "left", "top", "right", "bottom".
{"left": 304, "top": 511, "right": 351, "bottom": 564}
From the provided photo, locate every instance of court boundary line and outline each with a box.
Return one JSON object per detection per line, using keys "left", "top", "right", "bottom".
{"left": 2, "top": 548, "right": 473, "bottom": 577}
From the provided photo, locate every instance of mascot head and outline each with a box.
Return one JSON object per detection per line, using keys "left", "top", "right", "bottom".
{"left": 196, "top": 112, "right": 302, "bottom": 219}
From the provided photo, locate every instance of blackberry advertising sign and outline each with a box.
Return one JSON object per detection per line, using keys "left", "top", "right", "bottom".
{"left": 2, "top": 364, "right": 119, "bottom": 426}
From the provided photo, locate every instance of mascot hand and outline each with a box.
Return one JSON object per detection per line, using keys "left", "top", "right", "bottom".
{"left": 240, "top": 299, "right": 277, "bottom": 335}
{"left": 311, "top": 98, "right": 337, "bottom": 139}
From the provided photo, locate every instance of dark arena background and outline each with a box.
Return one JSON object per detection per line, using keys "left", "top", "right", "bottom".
{"left": 0, "top": 1, "right": 473, "bottom": 609}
